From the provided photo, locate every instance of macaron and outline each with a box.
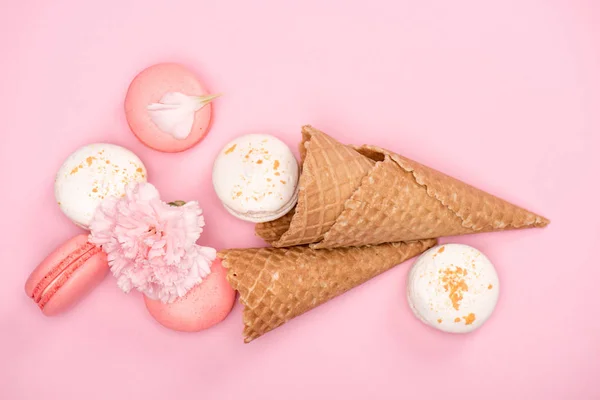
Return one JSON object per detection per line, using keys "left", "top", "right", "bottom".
{"left": 144, "top": 259, "right": 235, "bottom": 332}
{"left": 212, "top": 134, "right": 299, "bottom": 222}
{"left": 125, "top": 63, "right": 217, "bottom": 153}
{"left": 25, "top": 234, "right": 109, "bottom": 316}
{"left": 54, "top": 143, "right": 147, "bottom": 229}
{"left": 407, "top": 244, "right": 500, "bottom": 333}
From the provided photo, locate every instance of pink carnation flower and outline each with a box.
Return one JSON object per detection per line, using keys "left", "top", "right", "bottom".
{"left": 89, "top": 182, "right": 215, "bottom": 303}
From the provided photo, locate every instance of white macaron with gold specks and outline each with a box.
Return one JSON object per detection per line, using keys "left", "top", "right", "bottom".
{"left": 407, "top": 243, "right": 499, "bottom": 333}
{"left": 54, "top": 143, "right": 147, "bottom": 229}
{"left": 212, "top": 134, "right": 299, "bottom": 223}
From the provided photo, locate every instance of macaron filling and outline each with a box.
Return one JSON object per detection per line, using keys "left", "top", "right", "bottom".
{"left": 222, "top": 183, "right": 299, "bottom": 222}
{"left": 31, "top": 243, "right": 101, "bottom": 310}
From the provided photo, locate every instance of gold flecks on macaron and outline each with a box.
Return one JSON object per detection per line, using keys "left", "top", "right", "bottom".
{"left": 441, "top": 267, "right": 469, "bottom": 310}
{"left": 225, "top": 144, "right": 237, "bottom": 154}
{"left": 463, "top": 313, "right": 476, "bottom": 325}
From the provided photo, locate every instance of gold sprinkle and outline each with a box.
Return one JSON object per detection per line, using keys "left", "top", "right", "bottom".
{"left": 441, "top": 267, "right": 468, "bottom": 310}
{"left": 256, "top": 159, "right": 263, "bottom": 164}
{"left": 273, "top": 160, "right": 280, "bottom": 170}
{"left": 86, "top": 156, "right": 95, "bottom": 166}
{"left": 136, "top": 167, "right": 143, "bottom": 173}
{"left": 454, "top": 318, "right": 461, "bottom": 323}
{"left": 106, "top": 160, "right": 110, "bottom": 164}
{"left": 225, "top": 144, "right": 237, "bottom": 154}
{"left": 463, "top": 313, "right": 476, "bottom": 325}
{"left": 438, "top": 246, "right": 445, "bottom": 253}
{"left": 274, "top": 172, "right": 280, "bottom": 176}
{"left": 267, "top": 178, "right": 272, "bottom": 182}
{"left": 280, "top": 180, "right": 286, "bottom": 184}
{"left": 70, "top": 167, "right": 79, "bottom": 175}
{"left": 92, "top": 188, "right": 98, "bottom": 193}
{"left": 488, "top": 284, "right": 493, "bottom": 290}
{"left": 437, "top": 319, "right": 442, "bottom": 324}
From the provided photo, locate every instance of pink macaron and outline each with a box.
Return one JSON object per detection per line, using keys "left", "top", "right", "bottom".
{"left": 144, "top": 258, "right": 235, "bottom": 332}
{"left": 125, "top": 63, "right": 216, "bottom": 153}
{"left": 25, "top": 234, "right": 109, "bottom": 316}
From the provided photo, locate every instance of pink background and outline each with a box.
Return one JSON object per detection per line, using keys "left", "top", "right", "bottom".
{"left": 1, "top": 0, "right": 599, "bottom": 399}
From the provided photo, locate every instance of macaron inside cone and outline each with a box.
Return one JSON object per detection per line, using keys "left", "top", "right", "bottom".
{"left": 25, "top": 234, "right": 109, "bottom": 316}
{"left": 144, "top": 259, "right": 235, "bottom": 332}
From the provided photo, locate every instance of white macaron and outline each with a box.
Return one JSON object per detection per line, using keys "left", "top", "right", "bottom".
{"left": 407, "top": 244, "right": 500, "bottom": 333}
{"left": 212, "top": 134, "right": 299, "bottom": 223}
{"left": 54, "top": 143, "right": 148, "bottom": 228}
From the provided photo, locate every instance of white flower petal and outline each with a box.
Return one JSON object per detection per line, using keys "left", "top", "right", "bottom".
{"left": 147, "top": 92, "right": 217, "bottom": 140}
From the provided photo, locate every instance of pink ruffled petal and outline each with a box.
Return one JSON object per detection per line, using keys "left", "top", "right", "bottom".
{"left": 88, "top": 182, "right": 215, "bottom": 304}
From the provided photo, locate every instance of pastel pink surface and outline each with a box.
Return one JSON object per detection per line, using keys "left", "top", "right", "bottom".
{"left": 2, "top": 1, "right": 600, "bottom": 399}
{"left": 24, "top": 234, "right": 109, "bottom": 316}
{"left": 144, "top": 259, "right": 235, "bottom": 332}
{"left": 125, "top": 63, "right": 213, "bottom": 152}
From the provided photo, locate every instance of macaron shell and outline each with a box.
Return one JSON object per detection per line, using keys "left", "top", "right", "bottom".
{"left": 54, "top": 143, "right": 147, "bottom": 228}
{"left": 144, "top": 259, "right": 235, "bottom": 332}
{"left": 212, "top": 134, "right": 299, "bottom": 221}
{"left": 25, "top": 234, "right": 90, "bottom": 297}
{"left": 25, "top": 234, "right": 110, "bottom": 316}
{"left": 407, "top": 244, "right": 500, "bottom": 333}
{"left": 41, "top": 250, "right": 109, "bottom": 316}
{"left": 125, "top": 63, "right": 213, "bottom": 153}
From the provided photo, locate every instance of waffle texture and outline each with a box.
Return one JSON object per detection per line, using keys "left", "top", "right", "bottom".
{"left": 257, "top": 126, "right": 549, "bottom": 248}
{"left": 219, "top": 239, "right": 436, "bottom": 342}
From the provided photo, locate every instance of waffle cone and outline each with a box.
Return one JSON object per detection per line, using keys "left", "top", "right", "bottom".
{"left": 255, "top": 127, "right": 374, "bottom": 247}
{"left": 257, "top": 126, "right": 549, "bottom": 248}
{"left": 219, "top": 239, "right": 436, "bottom": 343}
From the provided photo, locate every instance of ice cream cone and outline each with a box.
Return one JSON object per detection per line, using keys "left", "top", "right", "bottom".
{"left": 219, "top": 239, "right": 436, "bottom": 342}
{"left": 257, "top": 126, "right": 549, "bottom": 248}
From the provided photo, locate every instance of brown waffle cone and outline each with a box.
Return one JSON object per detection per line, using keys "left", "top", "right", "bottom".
{"left": 257, "top": 126, "right": 549, "bottom": 248}
{"left": 219, "top": 239, "right": 436, "bottom": 343}
{"left": 255, "top": 126, "right": 374, "bottom": 247}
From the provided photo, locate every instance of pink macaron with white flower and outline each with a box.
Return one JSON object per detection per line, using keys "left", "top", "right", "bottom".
{"left": 88, "top": 182, "right": 234, "bottom": 331}
{"left": 125, "top": 63, "right": 219, "bottom": 153}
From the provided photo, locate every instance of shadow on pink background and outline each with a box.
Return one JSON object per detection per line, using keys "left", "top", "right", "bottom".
{"left": 1, "top": 0, "right": 599, "bottom": 399}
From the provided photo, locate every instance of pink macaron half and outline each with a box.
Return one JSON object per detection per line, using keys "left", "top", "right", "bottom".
{"left": 25, "top": 234, "right": 109, "bottom": 316}
{"left": 144, "top": 258, "right": 235, "bottom": 332}
{"left": 125, "top": 63, "right": 214, "bottom": 153}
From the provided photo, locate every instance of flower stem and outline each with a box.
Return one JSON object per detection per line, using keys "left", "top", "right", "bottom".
{"left": 197, "top": 93, "right": 222, "bottom": 103}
